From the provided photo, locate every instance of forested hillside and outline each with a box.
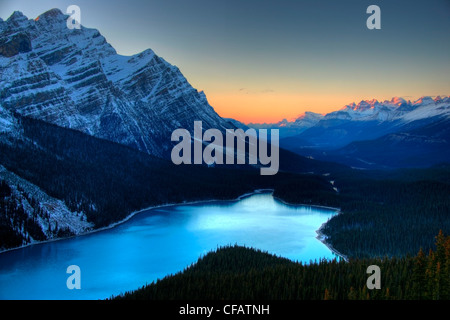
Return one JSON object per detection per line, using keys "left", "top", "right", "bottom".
{"left": 274, "top": 165, "right": 450, "bottom": 258}
{"left": 321, "top": 167, "right": 450, "bottom": 258}
{"left": 0, "top": 180, "right": 47, "bottom": 248}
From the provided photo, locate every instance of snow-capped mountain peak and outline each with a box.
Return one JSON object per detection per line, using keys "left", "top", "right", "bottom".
{"left": 37, "top": 8, "right": 65, "bottom": 19}
{"left": 7, "top": 10, "right": 28, "bottom": 23}
{"left": 0, "top": 9, "right": 228, "bottom": 158}
{"left": 325, "top": 96, "right": 449, "bottom": 122}
{"left": 292, "top": 111, "right": 323, "bottom": 125}
{"left": 388, "top": 97, "right": 407, "bottom": 106}
{"left": 413, "top": 96, "right": 434, "bottom": 106}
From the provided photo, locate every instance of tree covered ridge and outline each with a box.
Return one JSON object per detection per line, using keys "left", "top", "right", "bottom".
{"left": 319, "top": 171, "right": 450, "bottom": 259}
{"left": 113, "top": 231, "right": 450, "bottom": 300}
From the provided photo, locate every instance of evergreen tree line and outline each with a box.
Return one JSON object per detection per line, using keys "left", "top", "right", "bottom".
{"left": 319, "top": 169, "right": 450, "bottom": 258}
{"left": 113, "top": 231, "right": 450, "bottom": 300}
{"left": 270, "top": 164, "right": 450, "bottom": 259}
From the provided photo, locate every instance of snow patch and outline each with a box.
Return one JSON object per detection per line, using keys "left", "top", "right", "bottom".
{"left": 0, "top": 165, "right": 94, "bottom": 242}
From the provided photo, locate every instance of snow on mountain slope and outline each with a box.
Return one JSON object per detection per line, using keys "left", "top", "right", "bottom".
{"left": 0, "top": 105, "right": 15, "bottom": 133}
{"left": 250, "top": 96, "right": 449, "bottom": 132}
{"left": 249, "top": 111, "right": 323, "bottom": 129}
{"left": 291, "top": 111, "right": 324, "bottom": 127}
{"left": 0, "top": 9, "right": 227, "bottom": 158}
{"left": 326, "top": 96, "right": 450, "bottom": 122}
{"left": 275, "top": 95, "right": 450, "bottom": 150}
{"left": 246, "top": 111, "right": 324, "bottom": 138}
{"left": 401, "top": 96, "right": 450, "bottom": 123}
{"left": 0, "top": 165, "right": 93, "bottom": 251}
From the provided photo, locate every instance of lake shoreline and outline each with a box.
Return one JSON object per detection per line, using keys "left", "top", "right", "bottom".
{"left": 316, "top": 223, "right": 349, "bottom": 262}
{"left": 0, "top": 189, "right": 272, "bottom": 254}
{"left": 0, "top": 189, "right": 346, "bottom": 263}
{"left": 271, "top": 195, "right": 348, "bottom": 262}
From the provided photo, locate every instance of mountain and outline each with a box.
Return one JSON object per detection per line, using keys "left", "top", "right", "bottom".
{"left": 247, "top": 112, "right": 324, "bottom": 138}
{"left": 0, "top": 9, "right": 229, "bottom": 158}
{"left": 279, "top": 96, "right": 450, "bottom": 149}
{"left": 248, "top": 96, "right": 449, "bottom": 146}
{"left": 326, "top": 96, "right": 450, "bottom": 122}
{"left": 319, "top": 117, "right": 450, "bottom": 169}
{"left": 223, "top": 118, "right": 251, "bottom": 131}
{"left": 292, "top": 111, "right": 324, "bottom": 127}
{"left": 0, "top": 164, "right": 94, "bottom": 249}
{"left": 273, "top": 96, "right": 450, "bottom": 168}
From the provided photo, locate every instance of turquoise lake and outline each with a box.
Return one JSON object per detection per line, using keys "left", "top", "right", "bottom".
{"left": 0, "top": 192, "right": 340, "bottom": 300}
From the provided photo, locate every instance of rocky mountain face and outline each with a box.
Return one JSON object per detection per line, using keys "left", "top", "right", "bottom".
{"left": 0, "top": 9, "right": 228, "bottom": 158}
{"left": 0, "top": 165, "right": 93, "bottom": 251}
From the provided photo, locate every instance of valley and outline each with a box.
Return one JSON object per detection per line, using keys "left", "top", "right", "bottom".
{"left": 0, "top": 7, "right": 449, "bottom": 301}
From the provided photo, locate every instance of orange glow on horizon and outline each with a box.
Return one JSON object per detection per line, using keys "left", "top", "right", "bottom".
{"left": 206, "top": 92, "right": 358, "bottom": 124}
{"left": 204, "top": 91, "right": 444, "bottom": 124}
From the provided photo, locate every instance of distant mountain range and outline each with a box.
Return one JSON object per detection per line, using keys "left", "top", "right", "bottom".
{"left": 249, "top": 96, "right": 450, "bottom": 137}
{"left": 246, "top": 96, "right": 450, "bottom": 169}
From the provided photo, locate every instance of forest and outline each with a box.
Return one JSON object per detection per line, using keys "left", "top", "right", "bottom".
{"left": 113, "top": 231, "right": 450, "bottom": 300}
{"left": 0, "top": 180, "right": 46, "bottom": 248}
{"left": 0, "top": 115, "right": 449, "bottom": 262}
{"left": 274, "top": 165, "right": 450, "bottom": 258}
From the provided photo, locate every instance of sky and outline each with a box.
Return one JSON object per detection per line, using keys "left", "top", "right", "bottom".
{"left": 1, "top": 0, "right": 449, "bottom": 123}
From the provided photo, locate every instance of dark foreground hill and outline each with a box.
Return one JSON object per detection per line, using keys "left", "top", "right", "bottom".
{"left": 113, "top": 231, "right": 450, "bottom": 300}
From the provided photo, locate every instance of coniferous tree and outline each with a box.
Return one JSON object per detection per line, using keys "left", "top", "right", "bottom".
{"left": 412, "top": 247, "right": 427, "bottom": 299}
